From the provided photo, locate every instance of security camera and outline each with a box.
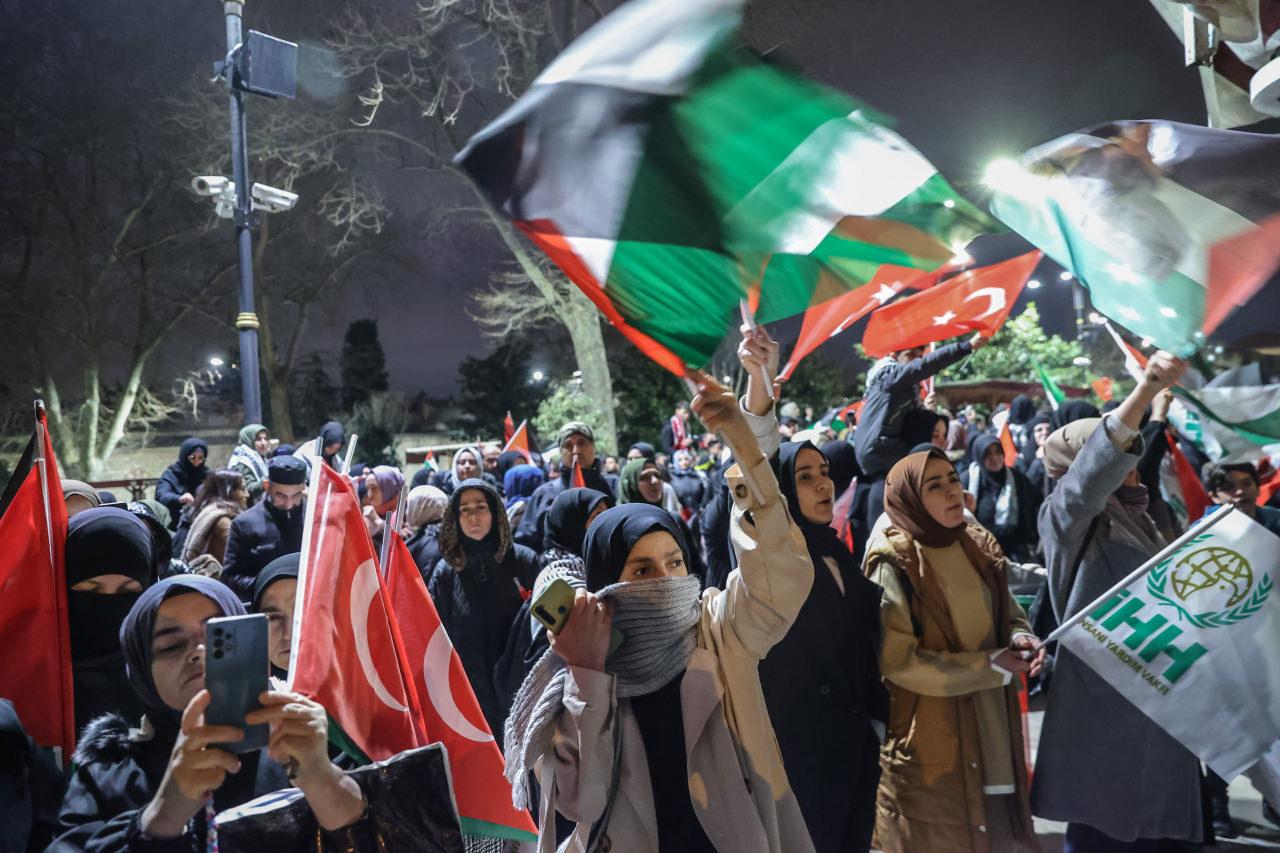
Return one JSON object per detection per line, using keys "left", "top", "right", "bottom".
{"left": 250, "top": 183, "right": 298, "bottom": 213}
{"left": 193, "top": 175, "right": 231, "bottom": 196}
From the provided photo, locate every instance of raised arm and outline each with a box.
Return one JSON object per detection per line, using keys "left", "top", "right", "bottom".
{"left": 888, "top": 334, "right": 985, "bottom": 390}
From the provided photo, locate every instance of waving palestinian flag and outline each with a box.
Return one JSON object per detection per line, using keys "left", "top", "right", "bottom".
{"left": 988, "top": 120, "right": 1280, "bottom": 356}
{"left": 456, "top": 0, "right": 995, "bottom": 372}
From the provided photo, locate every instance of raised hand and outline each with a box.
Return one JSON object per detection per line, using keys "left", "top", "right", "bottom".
{"left": 142, "top": 690, "right": 243, "bottom": 838}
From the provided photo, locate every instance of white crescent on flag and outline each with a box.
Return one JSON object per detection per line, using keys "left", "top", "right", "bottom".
{"left": 350, "top": 559, "right": 408, "bottom": 713}
{"left": 962, "top": 286, "right": 1007, "bottom": 319}
{"left": 424, "top": 625, "right": 494, "bottom": 743}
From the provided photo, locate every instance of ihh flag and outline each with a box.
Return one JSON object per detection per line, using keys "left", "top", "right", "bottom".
{"left": 1052, "top": 506, "right": 1280, "bottom": 781}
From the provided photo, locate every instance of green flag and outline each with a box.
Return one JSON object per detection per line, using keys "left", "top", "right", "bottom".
{"left": 1035, "top": 358, "right": 1066, "bottom": 411}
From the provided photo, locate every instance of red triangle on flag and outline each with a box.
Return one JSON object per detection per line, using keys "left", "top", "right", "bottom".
{"left": 290, "top": 463, "right": 427, "bottom": 762}
{"left": 1204, "top": 212, "right": 1280, "bottom": 336}
{"left": 384, "top": 532, "right": 537, "bottom": 840}
{"left": 502, "top": 419, "right": 532, "bottom": 463}
{"left": 861, "top": 251, "right": 1042, "bottom": 357}
{"left": 503, "top": 412, "right": 516, "bottom": 444}
{"left": 0, "top": 407, "right": 74, "bottom": 758}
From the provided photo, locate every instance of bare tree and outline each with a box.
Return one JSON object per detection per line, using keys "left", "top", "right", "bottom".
{"left": 326, "top": 0, "right": 622, "bottom": 452}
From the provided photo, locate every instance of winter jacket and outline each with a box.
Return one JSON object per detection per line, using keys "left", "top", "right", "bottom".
{"left": 1031, "top": 418, "right": 1203, "bottom": 842}
{"left": 513, "top": 461, "right": 613, "bottom": 552}
{"left": 854, "top": 341, "right": 972, "bottom": 479}
{"left": 668, "top": 466, "right": 707, "bottom": 512}
{"left": 0, "top": 699, "right": 65, "bottom": 853}
{"left": 405, "top": 522, "right": 444, "bottom": 582}
{"left": 180, "top": 501, "right": 240, "bottom": 566}
{"left": 227, "top": 445, "right": 268, "bottom": 505}
{"left": 865, "top": 523, "right": 1038, "bottom": 853}
{"left": 153, "top": 438, "right": 208, "bottom": 530}
{"left": 220, "top": 499, "right": 305, "bottom": 601}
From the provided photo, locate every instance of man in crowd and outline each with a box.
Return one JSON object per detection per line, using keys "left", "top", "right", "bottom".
{"left": 221, "top": 455, "right": 308, "bottom": 601}
{"left": 1207, "top": 463, "right": 1280, "bottom": 537}
{"left": 481, "top": 441, "right": 502, "bottom": 477}
{"left": 660, "top": 400, "right": 694, "bottom": 455}
{"left": 513, "top": 420, "right": 613, "bottom": 550}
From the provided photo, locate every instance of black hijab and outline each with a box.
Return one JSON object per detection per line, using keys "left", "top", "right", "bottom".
{"left": 773, "top": 442, "right": 852, "bottom": 572}
{"left": 1051, "top": 400, "right": 1101, "bottom": 431}
{"left": 544, "top": 488, "right": 612, "bottom": 556}
{"left": 968, "top": 434, "right": 1009, "bottom": 527}
{"left": 901, "top": 408, "right": 948, "bottom": 451}
{"left": 1019, "top": 414, "right": 1051, "bottom": 467}
{"left": 629, "top": 442, "right": 657, "bottom": 462}
{"left": 120, "top": 575, "right": 246, "bottom": 721}
{"left": 820, "top": 439, "right": 859, "bottom": 498}
{"left": 583, "top": 504, "right": 688, "bottom": 592}
{"left": 66, "top": 508, "right": 157, "bottom": 661}
{"left": 251, "top": 553, "right": 300, "bottom": 612}
{"left": 174, "top": 436, "right": 209, "bottom": 490}
{"left": 1009, "top": 394, "right": 1036, "bottom": 425}
{"left": 318, "top": 421, "right": 345, "bottom": 468}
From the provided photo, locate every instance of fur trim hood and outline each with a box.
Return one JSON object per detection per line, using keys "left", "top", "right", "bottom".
{"left": 439, "top": 479, "right": 510, "bottom": 570}
{"left": 73, "top": 713, "right": 141, "bottom": 767}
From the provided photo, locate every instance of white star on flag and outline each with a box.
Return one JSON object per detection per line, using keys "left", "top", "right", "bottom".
{"left": 870, "top": 284, "right": 899, "bottom": 305}
{"left": 933, "top": 309, "right": 957, "bottom": 325}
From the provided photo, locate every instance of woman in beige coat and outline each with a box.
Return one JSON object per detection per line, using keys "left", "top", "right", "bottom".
{"left": 504, "top": 373, "right": 816, "bottom": 853}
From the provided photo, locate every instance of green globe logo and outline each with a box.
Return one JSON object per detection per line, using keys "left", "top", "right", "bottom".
{"left": 1149, "top": 542, "right": 1272, "bottom": 629}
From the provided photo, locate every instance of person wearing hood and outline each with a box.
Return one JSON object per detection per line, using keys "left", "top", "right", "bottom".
{"left": 852, "top": 336, "right": 986, "bottom": 566}
{"left": 1030, "top": 352, "right": 1204, "bottom": 851}
{"left": 668, "top": 448, "right": 707, "bottom": 513}
{"left": 504, "top": 462, "right": 546, "bottom": 534}
{"left": 960, "top": 434, "right": 1041, "bottom": 563}
{"left": 759, "top": 441, "right": 888, "bottom": 852}
{"left": 1015, "top": 414, "right": 1054, "bottom": 497}
{"left": 401, "top": 485, "right": 449, "bottom": 580}
{"left": 1049, "top": 399, "right": 1100, "bottom": 431}
{"left": 251, "top": 553, "right": 301, "bottom": 679}
{"left": 1006, "top": 395, "right": 1037, "bottom": 450}
{"left": 360, "top": 465, "right": 404, "bottom": 543}
{"left": 123, "top": 501, "right": 183, "bottom": 580}
{"left": 154, "top": 437, "right": 209, "bottom": 530}
{"left": 502, "top": 373, "right": 817, "bottom": 853}
{"left": 221, "top": 456, "right": 308, "bottom": 602}
{"left": 48, "top": 575, "right": 400, "bottom": 851}
{"left": 514, "top": 422, "right": 613, "bottom": 552}
{"left": 863, "top": 448, "right": 1042, "bottom": 852}
{"left": 179, "top": 469, "right": 248, "bottom": 567}
{"left": 63, "top": 480, "right": 102, "bottom": 518}
{"left": 427, "top": 479, "right": 538, "bottom": 736}
{"left": 65, "top": 507, "right": 158, "bottom": 736}
{"left": 227, "top": 423, "right": 272, "bottom": 504}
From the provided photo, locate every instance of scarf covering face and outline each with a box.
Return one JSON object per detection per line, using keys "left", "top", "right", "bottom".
{"left": 503, "top": 464, "right": 545, "bottom": 508}
{"left": 821, "top": 439, "right": 859, "bottom": 497}
{"left": 67, "top": 507, "right": 157, "bottom": 661}
{"left": 1051, "top": 400, "right": 1101, "bottom": 431}
{"left": 438, "top": 480, "right": 511, "bottom": 569}
{"left": 504, "top": 504, "right": 702, "bottom": 810}
{"left": 543, "top": 487, "right": 612, "bottom": 557}
{"left": 177, "top": 436, "right": 209, "bottom": 479}
{"left": 403, "top": 485, "right": 448, "bottom": 533}
{"left": 967, "top": 434, "right": 1020, "bottom": 534}
{"left": 62, "top": 479, "right": 102, "bottom": 510}
{"left": 618, "top": 458, "right": 662, "bottom": 507}
{"left": 120, "top": 575, "right": 245, "bottom": 720}
{"left": 1043, "top": 417, "right": 1102, "bottom": 480}
{"left": 251, "top": 552, "right": 300, "bottom": 612}
{"left": 885, "top": 448, "right": 968, "bottom": 548}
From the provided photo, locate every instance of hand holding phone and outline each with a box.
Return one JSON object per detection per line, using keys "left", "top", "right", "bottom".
{"left": 204, "top": 614, "right": 270, "bottom": 753}
{"left": 533, "top": 582, "right": 622, "bottom": 671}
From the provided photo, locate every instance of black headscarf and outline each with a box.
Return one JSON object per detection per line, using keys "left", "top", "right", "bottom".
{"left": 124, "top": 501, "right": 174, "bottom": 577}
{"left": 177, "top": 436, "right": 208, "bottom": 480}
{"left": 901, "top": 408, "right": 948, "bottom": 450}
{"left": 495, "top": 450, "right": 525, "bottom": 482}
{"left": 1019, "top": 414, "right": 1051, "bottom": 467}
{"left": 66, "top": 507, "right": 157, "bottom": 661}
{"left": 251, "top": 553, "right": 300, "bottom": 612}
{"left": 583, "top": 504, "right": 688, "bottom": 592}
{"left": 629, "top": 442, "right": 657, "bottom": 462}
{"left": 120, "top": 575, "right": 245, "bottom": 720}
{"left": 318, "top": 421, "right": 345, "bottom": 468}
{"left": 968, "top": 434, "right": 1010, "bottom": 529}
{"left": 544, "top": 488, "right": 612, "bottom": 556}
{"left": 1051, "top": 400, "right": 1101, "bottom": 430}
{"left": 1009, "top": 394, "right": 1036, "bottom": 425}
{"left": 820, "top": 439, "right": 859, "bottom": 498}
{"left": 771, "top": 442, "right": 851, "bottom": 572}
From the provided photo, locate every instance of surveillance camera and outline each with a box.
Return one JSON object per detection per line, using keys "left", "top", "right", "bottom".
{"left": 193, "top": 175, "right": 231, "bottom": 196}
{"left": 250, "top": 183, "right": 298, "bottom": 213}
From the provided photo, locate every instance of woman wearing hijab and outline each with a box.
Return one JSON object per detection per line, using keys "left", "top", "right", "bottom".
{"left": 401, "top": 485, "right": 449, "bottom": 580}
{"left": 65, "top": 507, "right": 158, "bottom": 736}
{"left": 1050, "top": 399, "right": 1100, "bottom": 431}
{"left": 1007, "top": 395, "right": 1037, "bottom": 450}
{"left": 760, "top": 441, "right": 888, "bottom": 852}
{"left": 227, "top": 423, "right": 272, "bottom": 503}
{"left": 668, "top": 448, "right": 707, "bottom": 513}
{"left": 901, "top": 407, "right": 950, "bottom": 453}
{"left": 361, "top": 465, "right": 405, "bottom": 542}
{"left": 504, "top": 462, "right": 546, "bottom": 533}
{"left": 618, "top": 457, "right": 703, "bottom": 576}
{"left": 179, "top": 469, "right": 248, "bottom": 567}
{"left": 1031, "top": 354, "right": 1201, "bottom": 851}
{"left": 1015, "top": 415, "right": 1053, "bottom": 496}
{"left": 502, "top": 376, "right": 816, "bottom": 853}
{"left": 961, "top": 434, "right": 1041, "bottom": 563}
{"left": 63, "top": 480, "right": 102, "bottom": 518}
{"left": 251, "top": 553, "right": 300, "bottom": 678}
{"left": 154, "top": 437, "right": 209, "bottom": 529}
{"left": 49, "top": 575, "right": 416, "bottom": 851}
{"left": 427, "top": 479, "right": 539, "bottom": 736}
{"left": 863, "top": 447, "right": 1042, "bottom": 853}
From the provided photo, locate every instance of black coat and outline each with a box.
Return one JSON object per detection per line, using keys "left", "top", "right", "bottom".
{"left": 512, "top": 462, "right": 612, "bottom": 552}
{"left": 405, "top": 523, "right": 444, "bottom": 582}
{"left": 153, "top": 467, "right": 207, "bottom": 532}
{"left": 0, "top": 699, "right": 65, "bottom": 853}
{"left": 221, "top": 500, "right": 305, "bottom": 601}
{"left": 426, "top": 545, "right": 538, "bottom": 737}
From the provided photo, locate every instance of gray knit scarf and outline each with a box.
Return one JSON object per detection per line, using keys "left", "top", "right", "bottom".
{"left": 503, "top": 573, "right": 703, "bottom": 810}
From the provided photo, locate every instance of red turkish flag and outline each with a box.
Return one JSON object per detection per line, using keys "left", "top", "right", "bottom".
{"left": 384, "top": 532, "right": 536, "bottom": 839}
{"left": 290, "top": 463, "right": 426, "bottom": 761}
{"left": 503, "top": 411, "right": 516, "bottom": 444}
{"left": 502, "top": 419, "right": 532, "bottom": 462}
{"left": 861, "top": 251, "right": 1042, "bottom": 357}
{"left": 0, "top": 407, "right": 73, "bottom": 758}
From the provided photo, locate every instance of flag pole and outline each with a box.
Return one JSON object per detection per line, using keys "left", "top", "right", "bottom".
{"left": 287, "top": 457, "right": 327, "bottom": 690}
{"left": 32, "top": 401, "right": 54, "bottom": 569}
{"left": 1045, "top": 503, "right": 1235, "bottom": 644}
{"left": 739, "top": 300, "right": 775, "bottom": 402}
{"left": 341, "top": 434, "right": 359, "bottom": 476}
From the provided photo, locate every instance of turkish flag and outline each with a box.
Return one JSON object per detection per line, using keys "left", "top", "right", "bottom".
{"left": 503, "top": 411, "right": 516, "bottom": 444}
{"left": 1091, "top": 377, "right": 1115, "bottom": 402}
{"left": 290, "top": 463, "right": 426, "bottom": 761}
{"left": 502, "top": 419, "right": 532, "bottom": 463}
{"left": 384, "top": 532, "right": 537, "bottom": 839}
{"left": 861, "top": 251, "right": 1042, "bottom": 357}
{"left": 0, "top": 407, "right": 73, "bottom": 758}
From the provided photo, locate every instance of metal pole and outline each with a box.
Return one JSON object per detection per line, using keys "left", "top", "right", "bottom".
{"left": 225, "top": 0, "right": 262, "bottom": 423}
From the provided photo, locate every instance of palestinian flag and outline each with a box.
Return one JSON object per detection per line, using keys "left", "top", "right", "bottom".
{"left": 456, "top": 0, "right": 996, "bottom": 373}
{"left": 1168, "top": 382, "right": 1280, "bottom": 463}
{"left": 1034, "top": 358, "right": 1066, "bottom": 412}
{"left": 988, "top": 120, "right": 1280, "bottom": 355}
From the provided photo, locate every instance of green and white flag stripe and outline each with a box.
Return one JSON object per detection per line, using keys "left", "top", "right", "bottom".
{"left": 1034, "top": 358, "right": 1066, "bottom": 411}
{"left": 458, "top": 0, "right": 996, "bottom": 370}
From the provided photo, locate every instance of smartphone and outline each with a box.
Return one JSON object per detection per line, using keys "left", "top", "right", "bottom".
{"left": 205, "top": 614, "right": 270, "bottom": 753}
{"left": 531, "top": 579, "right": 624, "bottom": 656}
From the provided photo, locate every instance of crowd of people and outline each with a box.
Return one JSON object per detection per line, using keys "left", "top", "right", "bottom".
{"left": 8, "top": 322, "right": 1280, "bottom": 853}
